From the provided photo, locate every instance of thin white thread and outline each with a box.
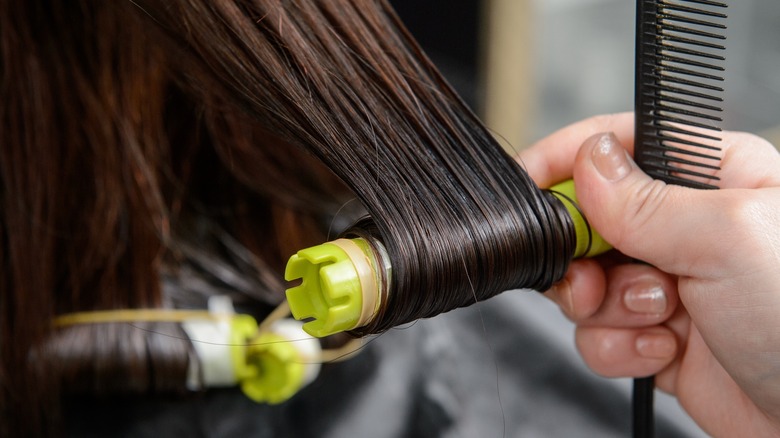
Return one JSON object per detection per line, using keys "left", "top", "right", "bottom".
{"left": 461, "top": 257, "right": 507, "bottom": 438}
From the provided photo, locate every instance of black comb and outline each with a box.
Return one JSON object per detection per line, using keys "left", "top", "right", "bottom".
{"left": 634, "top": 0, "right": 728, "bottom": 190}
{"left": 632, "top": 1, "right": 727, "bottom": 437}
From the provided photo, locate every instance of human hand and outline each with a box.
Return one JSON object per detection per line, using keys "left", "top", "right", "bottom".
{"left": 519, "top": 113, "right": 780, "bottom": 437}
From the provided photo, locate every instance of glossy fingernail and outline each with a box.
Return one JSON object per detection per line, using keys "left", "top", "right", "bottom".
{"left": 636, "top": 333, "right": 676, "bottom": 359}
{"left": 624, "top": 281, "right": 667, "bottom": 315}
{"left": 591, "top": 132, "right": 631, "bottom": 181}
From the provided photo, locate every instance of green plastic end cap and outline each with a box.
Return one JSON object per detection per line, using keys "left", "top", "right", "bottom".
{"left": 284, "top": 242, "right": 364, "bottom": 338}
{"left": 550, "top": 179, "right": 612, "bottom": 258}
{"left": 232, "top": 327, "right": 306, "bottom": 404}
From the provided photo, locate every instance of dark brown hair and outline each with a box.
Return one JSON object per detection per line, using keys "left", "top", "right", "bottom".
{"left": 0, "top": 0, "right": 574, "bottom": 435}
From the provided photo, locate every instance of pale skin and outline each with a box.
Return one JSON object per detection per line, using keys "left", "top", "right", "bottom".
{"left": 518, "top": 113, "right": 780, "bottom": 437}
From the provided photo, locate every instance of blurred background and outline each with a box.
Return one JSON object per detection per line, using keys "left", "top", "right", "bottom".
{"left": 384, "top": 1, "right": 780, "bottom": 436}
{"left": 392, "top": 0, "right": 780, "bottom": 149}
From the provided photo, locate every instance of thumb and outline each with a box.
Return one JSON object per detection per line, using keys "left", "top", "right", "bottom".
{"left": 573, "top": 132, "right": 726, "bottom": 277}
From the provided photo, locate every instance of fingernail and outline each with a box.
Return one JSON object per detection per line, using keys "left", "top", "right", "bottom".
{"left": 636, "top": 333, "right": 676, "bottom": 359}
{"left": 591, "top": 132, "right": 631, "bottom": 181}
{"left": 623, "top": 281, "right": 667, "bottom": 315}
{"left": 549, "top": 280, "right": 575, "bottom": 317}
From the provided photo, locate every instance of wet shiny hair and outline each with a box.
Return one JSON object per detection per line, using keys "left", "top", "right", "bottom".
{"left": 0, "top": 0, "right": 574, "bottom": 435}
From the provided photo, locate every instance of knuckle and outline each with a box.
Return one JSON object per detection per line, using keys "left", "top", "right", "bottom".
{"left": 613, "top": 179, "right": 670, "bottom": 248}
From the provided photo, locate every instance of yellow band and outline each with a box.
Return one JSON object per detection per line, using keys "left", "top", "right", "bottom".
{"left": 329, "top": 238, "right": 378, "bottom": 329}
{"left": 53, "top": 309, "right": 231, "bottom": 327}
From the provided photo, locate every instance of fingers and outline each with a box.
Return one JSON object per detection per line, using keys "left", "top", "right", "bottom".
{"left": 575, "top": 325, "right": 677, "bottom": 378}
{"left": 546, "top": 260, "right": 677, "bottom": 327}
{"left": 544, "top": 259, "right": 680, "bottom": 378}
{"left": 571, "top": 297, "right": 689, "bottom": 380}
{"left": 572, "top": 303, "right": 694, "bottom": 380}
{"left": 518, "top": 112, "right": 634, "bottom": 188}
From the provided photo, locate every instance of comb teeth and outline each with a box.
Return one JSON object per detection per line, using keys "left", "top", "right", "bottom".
{"left": 635, "top": 0, "right": 727, "bottom": 190}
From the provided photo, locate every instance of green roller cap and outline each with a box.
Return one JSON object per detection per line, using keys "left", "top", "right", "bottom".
{"left": 284, "top": 242, "right": 364, "bottom": 337}
{"left": 236, "top": 330, "right": 306, "bottom": 404}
